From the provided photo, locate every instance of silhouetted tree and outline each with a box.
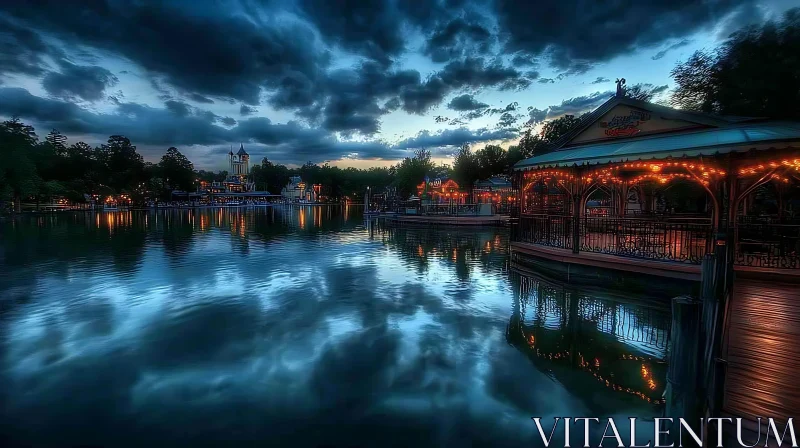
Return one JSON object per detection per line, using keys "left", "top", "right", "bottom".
{"left": 452, "top": 143, "right": 480, "bottom": 190}
{"left": 394, "top": 148, "right": 434, "bottom": 198}
{"left": 671, "top": 8, "right": 800, "bottom": 119}
{"left": 475, "top": 144, "right": 507, "bottom": 180}
{"left": 0, "top": 119, "right": 40, "bottom": 212}
{"left": 159, "top": 147, "right": 195, "bottom": 192}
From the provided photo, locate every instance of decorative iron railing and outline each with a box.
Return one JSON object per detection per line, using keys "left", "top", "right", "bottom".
{"left": 733, "top": 222, "right": 800, "bottom": 268}
{"left": 514, "top": 214, "right": 800, "bottom": 269}
{"left": 580, "top": 217, "right": 712, "bottom": 263}
{"left": 517, "top": 214, "right": 574, "bottom": 250}
{"left": 418, "top": 203, "right": 479, "bottom": 216}
{"left": 579, "top": 298, "right": 671, "bottom": 350}
{"left": 514, "top": 276, "right": 671, "bottom": 357}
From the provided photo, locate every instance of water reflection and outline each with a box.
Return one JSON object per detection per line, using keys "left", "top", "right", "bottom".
{"left": 1, "top": 207, "right": 662, "bottom": 446}
{"left": 507, "top": 270, "right": 670, "bottom": 411}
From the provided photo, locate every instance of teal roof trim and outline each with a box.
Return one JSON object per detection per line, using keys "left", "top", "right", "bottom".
{"left": 514, "top": 122, "right": 800, "bottom": 170}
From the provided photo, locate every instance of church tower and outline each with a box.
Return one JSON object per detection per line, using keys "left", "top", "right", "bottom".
{"left": 236, "top": 143, "right": 249, "bottom": 175}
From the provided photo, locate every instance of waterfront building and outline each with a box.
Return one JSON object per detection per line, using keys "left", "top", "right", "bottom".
{"left": 220, "top": 144, "right": 255, "bottom": 193}
{"left": 281, "top": 176, "right": 321, "bottom": 202}
{"left": 186, "top": 145, "right": 280, "bottom": 204}
{"left": 416, "top": 178, "right": 467, "bottom": 203}
{"left": 510, "top": 80, "right": 800, "bottom": 441}
{"left": 473, "top": 176, "right": 513, "bottom": 202}
{"left": 473, "top": 176, "right": 517, "bottom": 213}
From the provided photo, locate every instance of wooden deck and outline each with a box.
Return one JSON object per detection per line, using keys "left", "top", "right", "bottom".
{"left": 511, "top": 241, "right": 800, "bottom": 445}
{"left": 510, "top": 241, "right": 702, "bottom": 280}
{"left": 385, "top": 214, "right": 510, "bottom": 227}
{"left": 722, "top": 278, "right": 800, "bottom": 444}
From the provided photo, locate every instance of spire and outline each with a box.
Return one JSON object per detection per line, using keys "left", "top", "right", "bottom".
{"left": 237, "top": 143, "right": 248, "bottom": 156}
{"left": 229, "top": 144, "right": 234, "bottom": 156}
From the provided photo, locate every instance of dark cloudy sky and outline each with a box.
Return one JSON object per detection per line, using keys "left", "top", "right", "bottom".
{"left": 0, "top": 0, "right": 795, "bottom": 170}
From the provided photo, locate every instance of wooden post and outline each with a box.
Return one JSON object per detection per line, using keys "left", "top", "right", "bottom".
{"left": 567, "top": 290, "right": 580, "bottom": 368}
{"left": 665, "top": 295, "right": 703, "bottom": 447}
{"left": 571, "top": 166, "right": 584, "bottom": 254}
{"left": 572, "top": 194, "right": 581, "bottom": 253}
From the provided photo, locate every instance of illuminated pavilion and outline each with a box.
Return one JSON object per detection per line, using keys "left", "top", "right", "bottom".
{"left": 512, "top": 91, "right": 800, "bottom": 269}
{"left": 510, "top": 85, "right": 800, "bottom": 441}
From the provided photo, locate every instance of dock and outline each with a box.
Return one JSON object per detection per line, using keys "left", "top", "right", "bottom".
{"left": 381, "top": 214, "right": 510, "bottom": 227}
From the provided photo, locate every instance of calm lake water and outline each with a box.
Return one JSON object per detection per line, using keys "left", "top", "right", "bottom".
{"left": 1, "top": 206, "right": 670, "bottom": 447}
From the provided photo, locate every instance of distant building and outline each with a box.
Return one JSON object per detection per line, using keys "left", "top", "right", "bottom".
{"left": 188, "top": 144, "right": 282, "bottom": 203}
{"left": 473, "top": 176, "right": 514, "bottom": 203}
{"left": 212, "top": 144, "right": 255, "bottom": 193}
{"left": 416, "top": 178, "right": 467, "bottom": 203}
{"left": 281, "top": 176, "right": 321, "bottom": 202}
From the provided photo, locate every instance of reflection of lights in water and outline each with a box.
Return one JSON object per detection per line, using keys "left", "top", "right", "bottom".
{"left": 574, "top": 354, "right": 665, "bottom": 405}
{"left": 641, "top": 364, "right": 657, "bottom": 391}
{"left": 594, "top": 358, "right": 600, "bottom": 368}
{"left": 417, "top": 245, "right": 424, "bottom": 257}
{"left": 527, "top": 335, "right": 535, "bottom": 346}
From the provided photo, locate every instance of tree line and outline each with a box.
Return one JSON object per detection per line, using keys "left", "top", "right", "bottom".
{"left": 1, "top": 9, "right": 798, "bottom": 212}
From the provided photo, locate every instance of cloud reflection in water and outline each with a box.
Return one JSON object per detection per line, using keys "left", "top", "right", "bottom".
{"left": 1, "top": 208, "right": 663, "bottom": 446}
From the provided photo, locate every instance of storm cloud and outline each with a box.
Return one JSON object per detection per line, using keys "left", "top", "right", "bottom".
{"left": 447, "top": 94, "right": 489, "bottom": 111}
{"left": 0, "top": 87, "right": 404, "bottom": 165}
{"left": 393, "top": 127, "right": 517, "bottom": 150}
{"left": 494, "top": 0, "right": 753, "bottom": 73}
{"left": 546, "top": 91, "right": 613, "bottom": 118}
{"left": 0, "top": 0, "right": 779, "bottom": 168}
{"left": 651, "top": 39, "right": 693, "bottom": 60}
{"left": 42, "top": 63, "right": 119, "bottom": 102}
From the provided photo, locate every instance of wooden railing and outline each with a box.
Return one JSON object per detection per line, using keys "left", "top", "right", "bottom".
{"left": 417, "top": 203, "right": 479, "bottom": 216}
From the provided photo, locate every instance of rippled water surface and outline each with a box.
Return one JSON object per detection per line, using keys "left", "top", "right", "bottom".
{"left": 1, "top": 207, "right": 671, "bottom": 447}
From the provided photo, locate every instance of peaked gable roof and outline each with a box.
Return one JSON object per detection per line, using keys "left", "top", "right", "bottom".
{"left": 514, "top": 121, "right": 800, "bottom": 170}
{"left": 549, "top": 95, "right": 762, "bottom": 151}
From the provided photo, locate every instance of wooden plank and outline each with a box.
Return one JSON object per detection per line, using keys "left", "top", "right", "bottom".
{"left": 723, "top": 279, "right": 800, "bottom": 424}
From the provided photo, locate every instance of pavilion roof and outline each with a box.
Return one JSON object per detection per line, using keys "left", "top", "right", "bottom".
{"left": 548, "top": 95, "right": 762, "bottom": 151}
{"left": 476, "top": 176, "right": 512, "bottom": 188}
{"left": 515, "top": 121, "right": 800, "bottom": 170}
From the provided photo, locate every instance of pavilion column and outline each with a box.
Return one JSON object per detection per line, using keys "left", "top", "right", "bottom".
{"left": 572, "top": 193, "right": 581, "bottom": 254}
{"left": 697, "top": 166, "right": 737, "bottom": 422}
{"left": 776, "top": 182, "right": 787, "bottom": 218}
{"left": 617, "top": 181, "right": 630, "bottom": 217}
{"left": 640, "top": 187, "right": 651, "bottom": 214}
{"left": 571, "top": 167, "right": 585, "bottom": 254}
